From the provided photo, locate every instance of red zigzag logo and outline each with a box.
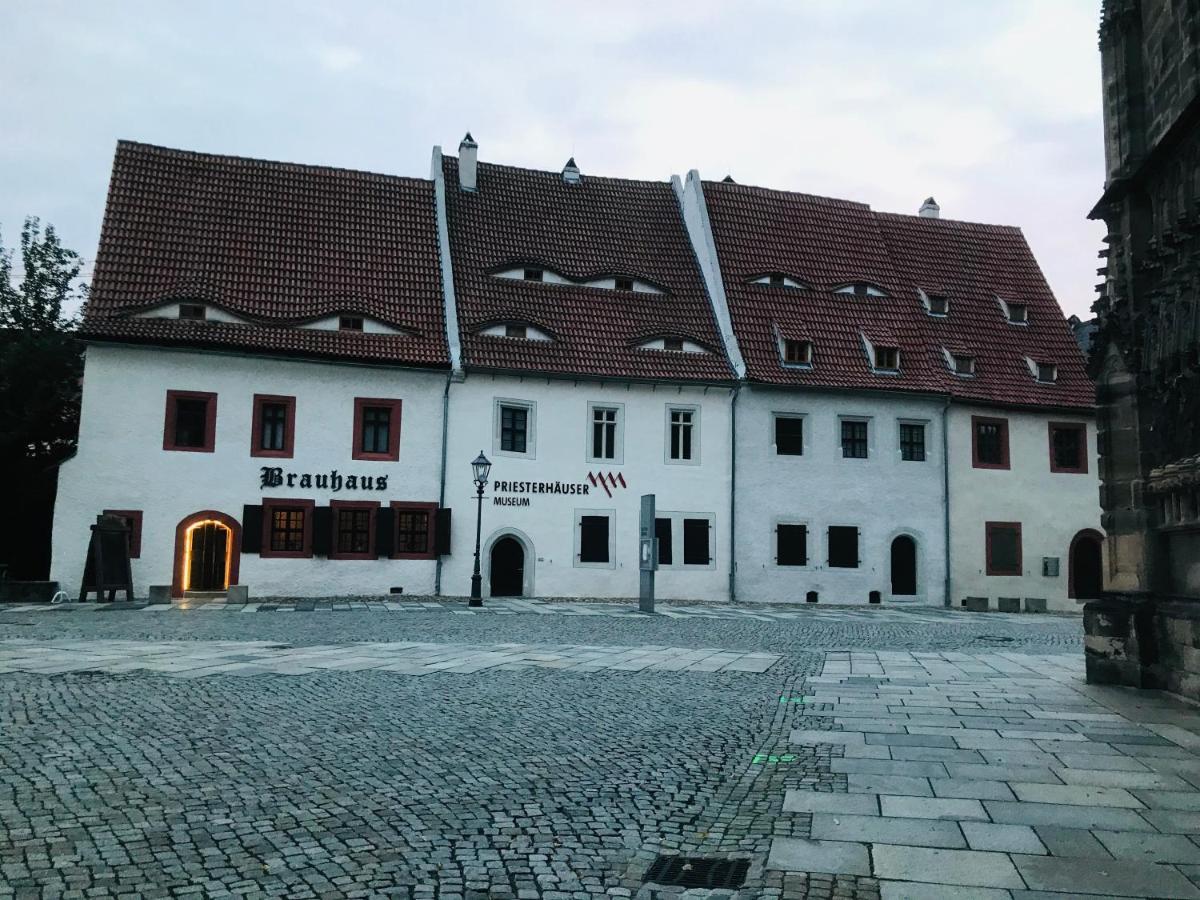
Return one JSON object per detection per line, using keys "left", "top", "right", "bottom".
{"left": 586, "top": 471, "right": 627, "bottom": 498}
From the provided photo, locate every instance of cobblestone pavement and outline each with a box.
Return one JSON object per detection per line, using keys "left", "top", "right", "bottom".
{"left": 5, "top": 602, "right": 1189, "bottom": 899}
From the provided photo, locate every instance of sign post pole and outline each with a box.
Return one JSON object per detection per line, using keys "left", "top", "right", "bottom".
{"left": 639, "top": 494, "right": 656, "bottom": 613}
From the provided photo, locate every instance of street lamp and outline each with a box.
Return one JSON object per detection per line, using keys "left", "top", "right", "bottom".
{"left": 469, "top": 451, "right": 492, "bottom": 606}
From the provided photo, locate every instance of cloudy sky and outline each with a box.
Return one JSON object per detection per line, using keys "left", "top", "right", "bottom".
{"left": 2, "top": 0, "right": 1106, "bottom": 318}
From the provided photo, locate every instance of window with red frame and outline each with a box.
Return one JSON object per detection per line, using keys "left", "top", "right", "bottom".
{"left": 392, "top": 503, "right": 437, "bottom": 559}
{"left": 251, "top": 395, "right": 295, "bottom": 458}
{"left": 164, "top": 391, "right": 217, "bottom": 452}
{"left": 986, "top": 522, "right": 1022, "bottom": 575}
{"left": 1049, "top": 422, "right": 1087, "bottom": 473}
{"left": 103, "top": 509, "right": 143, "bottom": 558}
{"left": 972, "top": 416, "right": 1010, "bottom": 469}
{"left": 353, "top": 398, "right": 402, "bottom": 461}
{"left": 331, "top": 501, "right": 377, "bottom": 559}
{"left": 261, "top": 499, "right": 314, "bottom": 558}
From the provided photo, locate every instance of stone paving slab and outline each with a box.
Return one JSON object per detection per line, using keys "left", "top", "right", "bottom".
{"left": 871, "top": 845, "right": 1024, "bottom": 889}
{"left": 1012, "top": 853, "right": 1200, "bottom": 897}
{"left": 766, "top": 837, "right": 872, "bottom": 876}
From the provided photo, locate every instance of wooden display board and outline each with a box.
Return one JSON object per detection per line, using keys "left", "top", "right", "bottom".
{"left": 78, "top": 514, "right": 135, "bottom": 602}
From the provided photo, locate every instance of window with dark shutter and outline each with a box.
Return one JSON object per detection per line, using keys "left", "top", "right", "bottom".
{"left": 241, "top": 505, "right": 263, "bottom": 553}
{"left": 683, "top": 518, "right": 710, "bottom": 565}
{"left": 900, "top": 423, "right": 926, "bottom": 461}
{"left": 776, "top": 524, "right": 807, "bottom": 566}
{"left": 579, "top": 515, "right": 609, "bottom": 563}
{"left": 986, "top": 522, "right": 1022, "bottom": 575}
{"left": 434, "top": 508, "right": 452, "bottom": 555}
{"left": 654, "top": 517, "right": 673, "bottom": 565}
{"left": 828, "top": 526, "right": 859, "bottom": 568}
{"left": 841, "top": 420, "right": 868, "bottom": 459}
{"left": 775, "top": 416, "right": 804, "bottom": 456}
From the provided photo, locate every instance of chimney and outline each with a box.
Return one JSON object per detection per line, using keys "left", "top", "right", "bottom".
{"left": 919, "top": 196, "right": 940, "bottom": 219}
{"left": 561, "top": 156, "right": 581, "bottom": 184}
{"left": 458, "top": 132, "right": 478, "bottom": 191}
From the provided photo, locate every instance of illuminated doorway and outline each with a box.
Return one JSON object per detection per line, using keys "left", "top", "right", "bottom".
{"left": 172, "top": 510, "right": 242, "bottom": 598}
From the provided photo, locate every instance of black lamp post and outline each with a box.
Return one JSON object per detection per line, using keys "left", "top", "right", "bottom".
{"left": 469, "top": 451, "right": 492, "bottom": 606}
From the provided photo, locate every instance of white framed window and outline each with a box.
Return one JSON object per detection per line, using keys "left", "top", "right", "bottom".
{"left": 919, "top": 289, "right": 949, "bottom": 317}
{"left": 574, "top": 508, "right": 615, "bottom": 569}
{"left": 493, "top": 398, "right": 536, "bottom": 459}
{"left": 654, "top": 511, "right": 716, "bottom": 570}
{"left": 996, "top": 296, "right": 1029, "bottom": 325}
{"left": 1024, "top": 357, "right": 1058, "bottom": 384}
{"left": 774, "top": 519, "right": 810, "bottom": 567}
{"left": 772, "top": 412, "right": 805, "bottom": 457}
{"left": 587, "top": 402, "right": 624, "bottom": 463}
{"left": 665, "top": 405, "right": 700, "bottom": 465}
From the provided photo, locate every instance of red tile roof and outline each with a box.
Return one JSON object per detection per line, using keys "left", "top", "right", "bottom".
{"left": 441, "top": 157, "right": 735, "bottom": 382}
{"left": 81, "top": 141, "right": 449, "bottom": 368}
{"left": 702, "top": 181, "right": 1094, "bottom": 409}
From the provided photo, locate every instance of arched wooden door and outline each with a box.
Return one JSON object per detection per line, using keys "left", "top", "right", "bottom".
{"left": 489, "top": 536, "right": 525, "bottom": 597}
{"left": 172, "top": 510, "right": 242, "bottom": 597}
{"left": 1069, "top": 530, "right": 1104, "bottom": 599}
{"left": 890, "top": 535, "right": 917, "bottom": 595}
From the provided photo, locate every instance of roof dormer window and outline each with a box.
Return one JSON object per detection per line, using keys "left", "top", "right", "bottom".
{"left": 751, "top": 273, "right": 808, "bottom": 289}
{"left": 479, "top": 321, "right": 553, "bottom": 342}
{"left": 996, "top": 296, "right": 1029, "bottom": 324}
{"left": 924, "top": 292, "right": 949, "bottom": 316}
{"left": 635, "top": 336, "right": 707, "bottom": 353}
{"left": 663, "top": 337, "right": 683, "bottom": 352}
{"left": 505, "top": 324, "right": 528, "bottom": 339}
{"left": 1036, "top": 362, "right": 1057, "bottom": 383}
{"left": 178, "top": 303, "right": 206, "bottom": 321}
{"left": 782, "top": 339, "right": 813, "bottom": 367}
{"left": 874, "top": 346, "right": 900, "bottom": 372}
{"left": 339, "top": 315, "right": 364, "bottom": 332}
{"left": 523, "top": 268, "right": 543, "bottom": 282}
{"left": 614, "top": 276, "right": 634, "bottom": 291}
{"left": 945, "top": 350, "right": 975, "bottom": 376}
{"left": 835, "top": 283, "right": 888, "bottom": 297}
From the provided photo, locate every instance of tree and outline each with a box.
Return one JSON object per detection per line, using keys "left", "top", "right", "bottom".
{"left": 0, "top": 218, "right": 87, "bottom": 579}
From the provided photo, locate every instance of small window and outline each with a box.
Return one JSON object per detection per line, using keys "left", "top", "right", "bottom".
{"left": 251, "top": 394, "right": 295, "bottom": 458}
{"left": 972, "top": 416, "right": 1010, "bottom": 469}
{"left": 776, "top": 524, "right": 807, "bottom": 566}
{"left": 874, "top": 346, "right": 900, "bottom": 371}
{"left": 774, "top": 415, "right": 804, "bottom": 456}
{"left": 683, "top": 518, "right": 711, "bottom": 565}
{"left": 523, "top": 268, "right": 543, "bottom": 282}
{"left": 783, "top": 339, "right": 812, "bottom": 366}
{"left": 899, "top": 422, "right": 926, "bottom": 462}
{"left": 662, "top": 337, "right": 684, "bottom": 352}
{"left": 614, "top": 276, "right": 634, "bottom": 291}
{"left": 339, "top": 316, "right": 364, "bottom": 332}
{"left": 334, "top": 506, "right": 373, "bottom": 557}
{"left": 835, "top": 283, "right": 886, "bottom": 297}
{"left": 654, "top": 517, "right": 673, "bottom": 565}
{"left": 841, "top": 420, "right": 869, "bottom": 459}
{"left": 504, "top": 324, "right": 528, "bottom": 339}
{"left": 1049, "top": 422, "right": 1087, "bottom": 473}
{"left": 260, "top": 403, "right": 288, "bottom": 450}
{"left": 752, "top": 273, "right": 807, "bottom": 289}
{"left": 579, "top": 515, "right": 610, "bottom": 564}
{"left": 1036, "top": 362, "right": 1058, "bottom": 384}
{"left": 828, "top": 526, "right": 859, "bottom": 568}
{"left": 164, "top": 390, "right": 217, "bottom": 453}
{"left": 952, "top": 354, "right": 975, "bottom": 376}
{"left": 395, "top": 508, "right": 432, "bottom": 556}
{"left": 986, "top": 522, "right": 1022, "bottom": 575}
{"left": 590, "top": 405, "right": 620, "bottom": 461}
{"left": 178, "top": 303, "right": 206, "bottom": 320}
{"left": 501, "top": 404, "right": 528, "bottom": 453}
{"left": 769, "top": 273, "right": 785, "bottom": 286}
{"left": 1007, "top": 303, "right": 1028, "bottom": 324}
{"left": 353, "top": 398, "right": 402, "bottom": 461}
{"left": 668, "top": 407, "right": 697, "bottom": 462}
{"left": 927, "top": 294, "right": 949, "bottom": 316}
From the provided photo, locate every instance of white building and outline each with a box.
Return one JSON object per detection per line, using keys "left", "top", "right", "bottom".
{"left": 51, "top": 137, "right": 1102, "bottom": 609}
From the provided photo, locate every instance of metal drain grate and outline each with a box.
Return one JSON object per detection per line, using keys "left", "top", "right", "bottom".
{"left": 643, "top": 856, "right": 749, "bottom": 888}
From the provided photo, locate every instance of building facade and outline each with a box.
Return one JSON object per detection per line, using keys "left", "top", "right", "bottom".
{"left": 52, "top": 136, "right": 1102, "bottom": 608}
{"left": 1085, "top": 0, "right": 1200, "bottom": 697}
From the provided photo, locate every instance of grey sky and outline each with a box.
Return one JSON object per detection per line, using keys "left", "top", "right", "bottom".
{"left": 1, "top": 1, "right": 1106, "bottom": 318}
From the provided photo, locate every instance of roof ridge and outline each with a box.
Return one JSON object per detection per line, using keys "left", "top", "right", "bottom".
{"left": 445, "top": 153, "right": 673, "bottom": 189}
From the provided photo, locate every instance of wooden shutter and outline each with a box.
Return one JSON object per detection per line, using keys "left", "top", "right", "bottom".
{"left": 683, "top": 518, "right": 711, "bottom": 564}
{"left": 312, "top": 506, "right": 332, "bottom": 557}
{"left": 375, "top": 507, "right": 395, "bottom": 558}
{"left": 241, "top": 505, "right": 263, "bottom": 553}
{"left": 434, "top": 508, "right": 452, "bottom": 555}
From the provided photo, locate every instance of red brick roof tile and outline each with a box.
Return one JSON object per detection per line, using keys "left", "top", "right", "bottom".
{"left": 442, "top": 157, "right": 735, "bottom": 382}
{"left": 81, "top": 141, "right": 449, "bottom": 368}
{"left": 702, "top": 180, "right": 1094, "bottom": 409}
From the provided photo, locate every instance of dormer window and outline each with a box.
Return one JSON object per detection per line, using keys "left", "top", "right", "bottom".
{"left": 178, "top": 303, "right": 206, "bottom": 321}
{"left": 1008, "top": 303, "right": 1028, "bottom": 324}
{"left": 523, "top": 268, "right": 543, "bottom": 282}
{"left": 663, "top": 337, "right": 684, "bottom": 352}
{"left": 927, "top": 294, "right": 949, "bottom": 316}
{"left": 339, "top": 315, "right": 364, "bottom": 332}
{"left": 947, "top": 352, "right": 975, "bottom": 376}
{"left": 835, "top": 283, "right": 887, "bottom": 297}
{"left": 614, "top": 276, "right": 634, "bottom": 291}
{"left": 1035, "top": 362, "right": 1057, "bottom": 383}
{"left": 635, "top": 336, "right": 706, "bottom": 353}
{"left": 751, "top": 273, "right": 808, "bottom": 289}
{"left": 479, "top": 321, "right": 552, "bottom": 342}
{"left": 874, "top": 346, "right": 900, "bottom": 371}
{"left": 782, "top": 339, "right": 813, "bottom": 366}
{"left": 505, "top": 324, "right": 528, "bottom": 339}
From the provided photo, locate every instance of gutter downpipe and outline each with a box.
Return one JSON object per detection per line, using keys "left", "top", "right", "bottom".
{"left": 729, "top": 383, "right": 740, "bottom": 603}
{"left": 434, "top": 374, "right": 452, "bottom": 596}
{"left": 942, "top": 397, "right": 952, "bottom": 607}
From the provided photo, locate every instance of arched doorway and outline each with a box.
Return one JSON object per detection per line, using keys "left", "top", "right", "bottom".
{"left": 172, "top": 510, "right": 242, "bottom": 597}
{"left": 1069, "top": 529, "right": 1104, "bottom": 599}
{"left": 890, "top": 535, "right": 917, "bottom": 595}
{"left": 490, "top": 536, "right": 525, "bottom": 597}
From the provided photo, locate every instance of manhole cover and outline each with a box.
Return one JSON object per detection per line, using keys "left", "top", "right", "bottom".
{"left": 643, "top": 856, "right": 749, "bottom": 888}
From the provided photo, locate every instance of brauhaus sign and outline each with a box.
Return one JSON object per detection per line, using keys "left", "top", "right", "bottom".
{"left": 259, "top": 467, "right": 389, "bottom": 492}
{"left": 492, "top": 479, "right": 591, "bottom": 507}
